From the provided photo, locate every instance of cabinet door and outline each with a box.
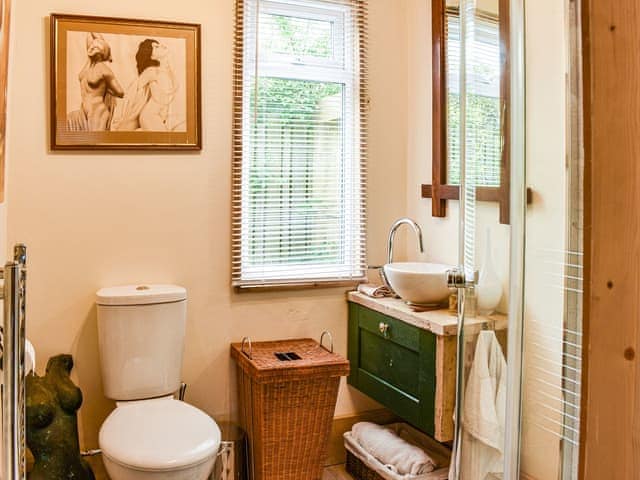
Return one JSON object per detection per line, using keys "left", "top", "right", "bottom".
{"left": 348, "top": 303, "right": 437, "bottom": 435}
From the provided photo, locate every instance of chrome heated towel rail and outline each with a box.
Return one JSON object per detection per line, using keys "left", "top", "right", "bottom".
{"left": 1, "top": 244, "right": 27, "bottom": 480}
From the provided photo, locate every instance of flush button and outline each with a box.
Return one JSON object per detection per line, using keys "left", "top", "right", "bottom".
{"left": 136, "top": 285, "right": 151, "bottom": 291}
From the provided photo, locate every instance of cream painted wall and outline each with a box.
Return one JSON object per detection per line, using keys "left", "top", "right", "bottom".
{"left": 5, "top": 0, "right": 409, "bottom": 449}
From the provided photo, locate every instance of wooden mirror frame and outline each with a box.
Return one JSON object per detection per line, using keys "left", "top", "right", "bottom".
{"left": 422, "top": 0, "right": 512, "bottom": 224}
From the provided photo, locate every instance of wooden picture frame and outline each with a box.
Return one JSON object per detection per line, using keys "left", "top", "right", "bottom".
{"left": 50, "top": 14, "right": 201, "bottom": 151}
{"left": 0, "top": 0, "right": 12, "bottom": 201}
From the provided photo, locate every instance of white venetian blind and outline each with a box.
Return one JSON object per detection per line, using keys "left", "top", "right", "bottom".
{"left": 232, "top": 0, "right": 368, "bottom": 288}
{"left": 446, "top": 8, "right": 502, "bottom": 187}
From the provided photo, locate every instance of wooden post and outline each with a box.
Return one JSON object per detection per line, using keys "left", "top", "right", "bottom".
{"left": 580, "top": 1, "right": 640, "bottom": 478}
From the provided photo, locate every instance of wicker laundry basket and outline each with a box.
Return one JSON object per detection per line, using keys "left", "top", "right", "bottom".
{"left": 230, "top": 335, "right": 349, "bottom": 480}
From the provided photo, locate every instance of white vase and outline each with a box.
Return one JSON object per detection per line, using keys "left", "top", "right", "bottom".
{"left": 476, "top": 228, "right": 502, "bottom": 315}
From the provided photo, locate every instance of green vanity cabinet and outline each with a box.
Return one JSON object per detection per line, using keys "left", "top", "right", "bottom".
{"left": 347, "top": 301, "right": 456, "bottom": 442}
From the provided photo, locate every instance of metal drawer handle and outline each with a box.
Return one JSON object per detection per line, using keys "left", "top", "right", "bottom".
{"left": 379, "top": 322, "right": 390, "bottom": 337}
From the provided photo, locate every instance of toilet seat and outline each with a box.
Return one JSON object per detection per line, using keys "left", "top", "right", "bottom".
{"left": 99, "top": 397, "right": 221, "bottom": 472}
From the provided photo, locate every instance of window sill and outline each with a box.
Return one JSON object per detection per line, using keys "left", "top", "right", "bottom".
{"left": 233, "top": 279, "right": 364, "bottom": 293}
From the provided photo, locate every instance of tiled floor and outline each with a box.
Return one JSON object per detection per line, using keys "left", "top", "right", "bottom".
{"left": 322, "top": 464, "right": 356, "bottom": 479}
{"left": 86, "top": 455, "right": 355, "bottom": 479}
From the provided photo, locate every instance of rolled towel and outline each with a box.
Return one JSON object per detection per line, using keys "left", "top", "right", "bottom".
{"left": 357, "top": 283, "right": 393, "bottom": 298}
{"left": 352, "top": 422, "right": 436, "bottom": 475}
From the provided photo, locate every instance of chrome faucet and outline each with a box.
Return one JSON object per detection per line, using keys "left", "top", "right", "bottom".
{"left": 387, "top": 218, "right": 424, "bottom": 264}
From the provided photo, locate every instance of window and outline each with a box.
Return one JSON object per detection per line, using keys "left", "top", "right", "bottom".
{"left": 232, "top": 0, "right": 368, "bottom": 288}
{"left": 424, "top": 0, "right": 513, "bottom": 225}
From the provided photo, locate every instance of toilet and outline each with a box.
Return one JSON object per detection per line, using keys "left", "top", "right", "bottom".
{"left": 96, "top": 284, "right": 220, "bottom": 480}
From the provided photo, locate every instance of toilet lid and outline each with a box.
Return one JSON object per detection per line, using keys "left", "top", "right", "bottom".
{"left": 96, "top": 284, "right": 186, "bottom": 306}
{"left": 99, "top": 397, "right": 221, "bottom": 471}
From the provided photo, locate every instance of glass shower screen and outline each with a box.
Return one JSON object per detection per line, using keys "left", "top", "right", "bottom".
{"left": 449, "top": 0, "right": 513, "bottom": 479}
{"left": 442, "top": 0, "right": 583, "bottom": 477}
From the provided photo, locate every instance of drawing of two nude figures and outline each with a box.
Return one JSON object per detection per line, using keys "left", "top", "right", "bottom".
{"left": 66, "top": 31, "right": 187, "bottom": 133}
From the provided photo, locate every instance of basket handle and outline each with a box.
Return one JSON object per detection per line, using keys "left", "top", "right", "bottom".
{"left": 241, "top": 337, "right": 253, "bottom": 359}
{"left": 320, "top": 331, "right": 334, "bottom": 353}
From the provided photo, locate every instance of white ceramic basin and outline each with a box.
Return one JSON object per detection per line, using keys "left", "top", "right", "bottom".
{"left": 383, "top": 262, "right": 453, "bottom": 307}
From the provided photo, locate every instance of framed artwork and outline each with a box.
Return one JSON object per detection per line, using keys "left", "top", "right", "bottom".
{"left": 50, "top": 14, "right": 201, "bottom": 150}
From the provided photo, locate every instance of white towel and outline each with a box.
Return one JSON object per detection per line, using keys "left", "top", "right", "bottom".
{"left": 450, "top": 330, "right": 507, "bottom": 480}
{"left": 357, "top": 283, "right": 394, "bottom": 298}
{"left": 0, "top": 338, "right": 36, "bottom": 381}
{"left": 352, "top": 422, "right": 437, "bottom": 475}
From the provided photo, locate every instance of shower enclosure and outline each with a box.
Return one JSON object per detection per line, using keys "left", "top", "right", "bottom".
{"left": 447, "top": 0, "right": 585, "bottom": 478}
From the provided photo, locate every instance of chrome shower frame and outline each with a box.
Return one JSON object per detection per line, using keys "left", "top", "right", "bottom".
{"left": 504, "top": 0, "right": 526, "bottom": 476}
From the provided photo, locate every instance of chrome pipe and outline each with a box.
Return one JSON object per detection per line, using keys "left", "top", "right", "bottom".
{"left": 3, "top": 260, "right": 25, "bottom": 480}
{"left": 80, "top": 449, "right": 102, "bottom": 457}
{"left": 179, "top": 382, "right": 187, "bottom": 401}
{"left": 13, "top": 244, "right": 26, "bottom": 266}
{"left": 449, "top": 0, "right": 472, "bottom": 476}
{"left": 504, "top": 0, "right": 527, "bottom": 476}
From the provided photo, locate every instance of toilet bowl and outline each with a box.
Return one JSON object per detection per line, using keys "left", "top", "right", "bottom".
{"left": 99, "top": 397, "right": 220, "bottom": 480}
{"left": 96, "top": 284, "right": 220, "bottom": 480}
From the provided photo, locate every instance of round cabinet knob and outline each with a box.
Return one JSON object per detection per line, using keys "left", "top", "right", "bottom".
{"left": 379, "top": 322, "right": 390, "bottom": 337}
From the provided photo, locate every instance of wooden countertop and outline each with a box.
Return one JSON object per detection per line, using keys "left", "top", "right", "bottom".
{"left": 347, "top": 291, "right": 508, "bottom": 336}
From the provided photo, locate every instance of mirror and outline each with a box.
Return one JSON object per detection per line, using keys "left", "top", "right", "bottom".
{"left": 445, "top": 0, "right": 501, "bottom": 186}
{"left": 424, "top": 0, "right": 511, "bottom": 224}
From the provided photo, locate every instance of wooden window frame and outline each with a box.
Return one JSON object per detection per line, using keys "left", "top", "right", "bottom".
{"left": 231, "top": 0, "right": 369, "bottom": 289}
{"left": 422, "top": 0, "right": 512, "bottom": 224}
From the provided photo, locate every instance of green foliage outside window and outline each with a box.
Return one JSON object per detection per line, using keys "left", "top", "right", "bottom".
{"left": 447, "top": 92, "right": 502, "bottom": 187}
{"left": 248, "top": 77, "right": 343, "bottom": 265}
{"left": 262, "top": 13, "right": 333, "bottom": 59}
{"left": 245, "top": 12, "right": 348, "bottom": 267}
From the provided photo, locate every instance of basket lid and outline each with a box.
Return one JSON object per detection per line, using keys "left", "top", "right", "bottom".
{"left": 230, "top": 338, "right": 350, "bottom": 383}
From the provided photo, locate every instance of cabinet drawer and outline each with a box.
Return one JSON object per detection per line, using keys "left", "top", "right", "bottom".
{"left": 358, "top": 307, "right": 420, "bottom": 352}
{"left": 357, "top": 369, "right": 422, "bottom": 428}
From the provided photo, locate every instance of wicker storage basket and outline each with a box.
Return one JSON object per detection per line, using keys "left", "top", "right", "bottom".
{"left": 344, "top": 423, "right": 451, "bottom": 480}
{"left": 230, "top": 337, "right": 350, "bottom": 480}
